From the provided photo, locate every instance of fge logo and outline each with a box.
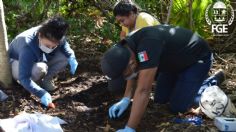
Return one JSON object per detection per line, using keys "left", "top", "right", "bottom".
{"left": 205, "top": 1, "right": 234, "bottom": 36}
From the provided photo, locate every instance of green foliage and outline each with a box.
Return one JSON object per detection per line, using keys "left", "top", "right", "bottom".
{"left": 4, "top": 0, "right": 60, "bottom": 40}
{"left": 169, "top": 0, "right": 213, "bottom": 39}
{"left": 3, "top": 0, "right": 228, "bottom": 51}
{"left": 4, "top": 0, "right": 119, "bottom": 50}
{"left": 135, "top": 0, "right": 163, "bottom": 21}
{"left": 169, "top": 0, "right": 231, "bottom": 39}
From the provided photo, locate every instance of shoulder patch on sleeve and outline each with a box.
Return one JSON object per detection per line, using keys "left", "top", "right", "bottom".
{"left": 138, "top": 51, "right": 149, "bottom": 62}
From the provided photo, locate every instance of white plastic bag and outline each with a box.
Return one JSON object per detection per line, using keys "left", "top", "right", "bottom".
{"left": 200, "top": 85, "right": 236, "bottom": 119}
{"left": 0, "top": 112, "right": 67, "bottom": 132}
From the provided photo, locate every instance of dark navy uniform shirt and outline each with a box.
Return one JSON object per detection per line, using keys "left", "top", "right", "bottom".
{"left": 124, "top": 25, "right": 212, "bottom": 73}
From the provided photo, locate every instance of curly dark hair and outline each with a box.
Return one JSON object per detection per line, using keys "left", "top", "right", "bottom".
{"left": 38, "top": 16, "right": 69, "bottom": 42}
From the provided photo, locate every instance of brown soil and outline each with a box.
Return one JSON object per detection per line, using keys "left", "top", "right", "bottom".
{"left": 0, "top": 54, "right": 235, "bottom": 132}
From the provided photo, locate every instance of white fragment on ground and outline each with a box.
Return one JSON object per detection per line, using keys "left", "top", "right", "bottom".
{"left": 0, "top": 112, "right": 67, "bottom": 132}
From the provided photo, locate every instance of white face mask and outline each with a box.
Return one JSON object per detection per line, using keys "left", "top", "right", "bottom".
{"left": 125, "top": 72, "right": 138, "bottom": 80}
{"left": 39, "top": 44, "right": 56, "bottom": 54}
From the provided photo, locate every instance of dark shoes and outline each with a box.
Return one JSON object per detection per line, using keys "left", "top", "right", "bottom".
{"left": 212, "top": 69, "right": 225, "bottom": 85}
{"left": 39, "top": 79, "right": 56, "bottom": 92}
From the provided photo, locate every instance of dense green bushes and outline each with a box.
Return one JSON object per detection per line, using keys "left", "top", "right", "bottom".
{"left": 4, "top": 0, "right": 228, "bottom": 48}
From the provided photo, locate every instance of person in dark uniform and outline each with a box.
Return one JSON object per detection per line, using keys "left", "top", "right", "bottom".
{"left": 101, "top": 25, "right": 224, "bottom": 131}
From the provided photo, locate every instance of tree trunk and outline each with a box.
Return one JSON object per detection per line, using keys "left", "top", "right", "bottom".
{"left": 166, "top": 0, "right": 173, "bottom": 24}
{"left": 0, "top": 0, "right": 12, "bottom": 88}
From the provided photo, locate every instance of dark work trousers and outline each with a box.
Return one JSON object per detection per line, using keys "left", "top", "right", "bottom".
{"left": 154, "top": 53, "right": 214, "bottom": 113}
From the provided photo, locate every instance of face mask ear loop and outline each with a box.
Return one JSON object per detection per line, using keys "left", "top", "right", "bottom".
{"left": 39, "top": 44, "right": 54, "bottom": 54}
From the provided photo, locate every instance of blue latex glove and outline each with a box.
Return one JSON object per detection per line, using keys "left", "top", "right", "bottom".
{"left": 68, "top": 57, "right": 78, "bottom": 75}
{"left": 109, "top": 97, "right": 130, "bottom": 118}
{"left": 40, "top": 92, "right": 52, "bottom": 107}
{"left": 173, "top": 116, "right": 203, "bottom": 126}
{"left": 116, "top": 126, "right": 136, "bottom": 132}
